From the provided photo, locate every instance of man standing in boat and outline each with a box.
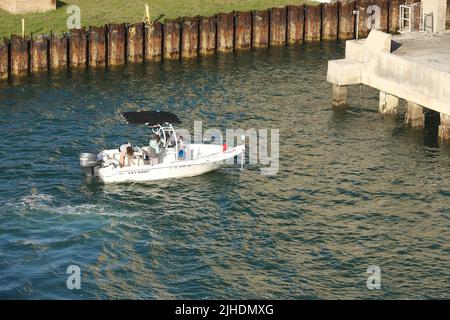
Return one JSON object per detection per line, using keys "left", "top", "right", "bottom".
{"left": 148, "top": 134, "right": 161, "bottom": 165}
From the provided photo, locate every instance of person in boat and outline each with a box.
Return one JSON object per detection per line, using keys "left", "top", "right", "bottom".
{"left": 165, "top": 132, "right": 176, "bottom": 148}
{"left": 148, "top": 134, "right": 161, "bottom": 164}
{"left": 119, "top": 142, "right": 134, "bottom": 168}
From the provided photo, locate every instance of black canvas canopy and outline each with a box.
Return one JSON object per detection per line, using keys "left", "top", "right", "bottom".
{"left": 119, "top": 110, "right": 181, "bottom": 126}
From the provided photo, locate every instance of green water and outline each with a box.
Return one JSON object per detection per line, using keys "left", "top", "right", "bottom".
{"left": 0, "top": 42, "right": 449, "bottom": 299}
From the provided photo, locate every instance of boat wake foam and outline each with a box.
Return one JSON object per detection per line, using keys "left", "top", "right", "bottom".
{"left": 10, "top": 193, "right": 139, "bottom": 218}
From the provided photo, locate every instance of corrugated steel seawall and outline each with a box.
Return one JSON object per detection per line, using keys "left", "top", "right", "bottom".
{"left": 1, "top": 0, "right": 441, "bottom": 80}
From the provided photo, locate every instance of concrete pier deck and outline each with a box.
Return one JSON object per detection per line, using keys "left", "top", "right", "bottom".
{"left": 392, "top": 32, "right": 450, "bottom": 74}
{"left": 327, "top": 30, "right": 450, "bottom": 116}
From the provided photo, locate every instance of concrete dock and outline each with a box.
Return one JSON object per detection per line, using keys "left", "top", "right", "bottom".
{"left": 327, "top": 29, "right": 450, "bottom": 140}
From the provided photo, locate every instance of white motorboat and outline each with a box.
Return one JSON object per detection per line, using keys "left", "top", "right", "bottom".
{"left": 80, "top": 110, "right": 245, "bottom": 183}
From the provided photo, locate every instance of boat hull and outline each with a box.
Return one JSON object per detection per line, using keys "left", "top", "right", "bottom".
{"left": 99, "top": 161, "right": 222, "bottom": 183}
{"left": 97, "top": 144, "right": 245, "bottom": 183}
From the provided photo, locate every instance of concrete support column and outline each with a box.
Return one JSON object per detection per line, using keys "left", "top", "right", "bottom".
{"left": 379, "top": 91, "right": 399, "bottom": 115}
{"left": 332, "top": 84, "right": 348, "bottom": 109}
{"left": 438, "top": 113, "right": 450, "bottom": 140}
{"left": 405, "top": 101, "right": 425, "bottom": 127}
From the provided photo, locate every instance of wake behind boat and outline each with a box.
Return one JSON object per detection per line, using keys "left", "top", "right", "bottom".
{"left": 79, "top": 110, "right": 245, "bottom": 183}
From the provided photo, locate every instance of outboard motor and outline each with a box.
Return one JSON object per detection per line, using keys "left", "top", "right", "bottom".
{"left": 79, "top": 152, "right": 100, "bottom": 178}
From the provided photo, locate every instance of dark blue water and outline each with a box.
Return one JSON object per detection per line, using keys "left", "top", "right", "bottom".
{"left": 1, "top": 42, "right": 449, "bottom": 299}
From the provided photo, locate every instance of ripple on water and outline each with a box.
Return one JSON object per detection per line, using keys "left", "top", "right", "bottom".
{"left": 0, "top": 43, "right": 450, "bottom": 299}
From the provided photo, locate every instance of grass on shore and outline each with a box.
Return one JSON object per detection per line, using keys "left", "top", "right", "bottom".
{"left": 0, "top": 0, "right": 316, "bottom": 39}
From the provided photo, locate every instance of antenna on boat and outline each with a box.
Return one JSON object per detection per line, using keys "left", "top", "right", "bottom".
{"left": 114, "top": 106, "right": 127, "bottom": 123}
{"left": 240, "top": 135, "right": 245, "bottom": 170}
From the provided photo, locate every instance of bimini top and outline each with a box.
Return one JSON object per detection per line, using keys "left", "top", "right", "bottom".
{"left": 119, "top": 110, "right": 182, "bottom": 126}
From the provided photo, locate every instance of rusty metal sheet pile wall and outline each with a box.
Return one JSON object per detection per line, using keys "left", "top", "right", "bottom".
{"left": 376, "top": 0, "right": 389, "bottom": 32}
{"left": 339, "top": 1, "right": 356, "bottom": 40}
{"left": 304, "top": 5, "right": 321, "bottom": 42}
{"left": 11, "top": 35, "right": 29, "bottom": 75}
{"left": 31, "top": 35, "right": 49, "bottom": 72}
{"left": 50, "top": 33, "right": 67, "bottom": 69}
{"left": 164, "top": 19, "right": 181, "bottom": 60}
{"left": 217, "top": 13, "right": 234, "bottom": 52}
{"left": 69, "top": 28, "right": 87, "bottom": 68}
{"left": 145, "top": 22, "right": 163, "bottom": 61}
{"left": 0, "top": 41, "right": 8, "bottom": 79}
{"left": 252, "top": 10, "right": 269, "bottom": 48}
{"left": 287, "top": 5, "right": 304, "bottom": 45}
{"left": 322, "top": 3, "right": 338, "bottom": 41}
{"left": 356, "top": 0, "right": 371, "bottom": 38}
{"left": 108, "top": 24, "right": 125, "bottom": 66}
{"left": 127, "top": 23, "right": 144, "bottom": 63}
{"left": 198, "top": 16, "right": 216, "bottom": 55}
{"left": 235, "top": 11, "right": 252, "bottom": 50}
{"left": 181, "top": 17, "right": 199, "bottom": 58}
{"left": 447, "top": 0, "right": 450, "bottom": 29}
{"left": 1, "top": 1, "right": 401, "bottom": 80}
{"left": 270, "top": 7, "right": 287, "bottom": 46}
{"left": 88, "top": 26, "right": 106, "bottom": 67}
{"left": 388, "top": 0, "right": 403, "bottom": 33}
